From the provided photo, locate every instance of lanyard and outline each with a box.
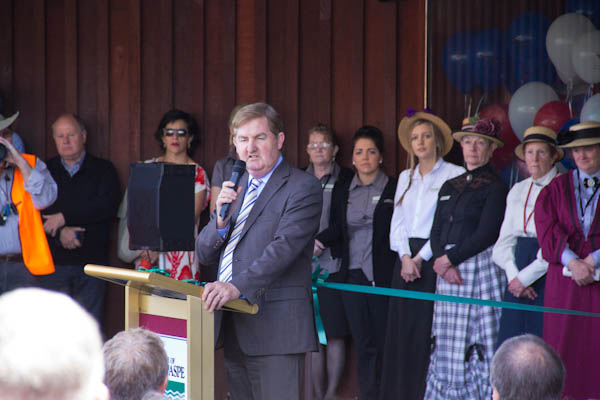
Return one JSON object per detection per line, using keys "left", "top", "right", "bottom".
{"left": 523, "top": 181, "right": 535, "bottom": 234}
{"left": 577, "top": 169, "right": 600, "bottom": 224}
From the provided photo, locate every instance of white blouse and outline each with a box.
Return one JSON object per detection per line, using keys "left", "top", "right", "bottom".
{"left": 389, "top": 158, "right": 465, "bottom": 260}
{"left": 492, "top": 167, "right": 558, "bottom": 287}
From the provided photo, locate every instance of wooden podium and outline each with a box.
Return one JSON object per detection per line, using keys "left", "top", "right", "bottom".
{"left": 84, "top": 264, "right": 258, "bottom": 400}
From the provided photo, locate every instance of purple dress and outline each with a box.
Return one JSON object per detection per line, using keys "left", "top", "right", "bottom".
{"left": 535, "top": 172, "right": 600, "bottom": 399}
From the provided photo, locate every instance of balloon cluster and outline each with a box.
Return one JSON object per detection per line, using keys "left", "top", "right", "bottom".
{"left": 441, "top": 1, "right": 600, "bottom": 176}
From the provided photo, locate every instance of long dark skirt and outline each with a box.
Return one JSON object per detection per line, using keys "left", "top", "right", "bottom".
{"left": 495, "top": 237, "right": 546, "bottom": 349}
{"left": 380, "top": 238, "right": 434, "bottom": 400}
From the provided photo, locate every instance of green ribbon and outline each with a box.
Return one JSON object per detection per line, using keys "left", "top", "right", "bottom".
{"left": 137, "top": 267, "right": 170, "bottom": 277}
{"left": 312, "top": 259, "right": 330, "bottom": 345}
{"left": 318, "top": 281, "right": 600, "bottom": 318}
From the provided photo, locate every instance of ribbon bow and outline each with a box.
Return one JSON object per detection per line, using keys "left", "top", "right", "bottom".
{"left": 405, "top": 107, "right": 435, "bottom": 118}
{"left": 312, "top": 258, "right": 330, "bottom": 346}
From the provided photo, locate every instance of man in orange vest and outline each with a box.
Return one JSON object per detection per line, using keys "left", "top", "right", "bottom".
{"left": 0, "top": 112, "right": 57, "bottom": 294}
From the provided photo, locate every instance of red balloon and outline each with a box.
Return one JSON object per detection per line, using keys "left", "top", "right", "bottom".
{"left": 480, "top": 103, "right": 520, "bottom": 170}
{"left": 533, "top": 101, "right": 571, "bottom": 133}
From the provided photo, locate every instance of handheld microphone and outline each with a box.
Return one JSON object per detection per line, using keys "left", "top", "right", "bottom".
{"left": 219, "top": 160, "right": 246, "bottom": 220}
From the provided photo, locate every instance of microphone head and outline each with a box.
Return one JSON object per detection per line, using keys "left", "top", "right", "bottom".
{"left": 232, "top": 159, "right": 246, "bottom": 174}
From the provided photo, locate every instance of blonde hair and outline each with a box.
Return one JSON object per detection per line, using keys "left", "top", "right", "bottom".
{"left": 396, "top": 119, "right": 444, "bottom": 206}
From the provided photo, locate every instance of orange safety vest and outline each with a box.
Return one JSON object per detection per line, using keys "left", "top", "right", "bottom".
{"left": 10, "top": 154, "right": 54, "bottom": 275}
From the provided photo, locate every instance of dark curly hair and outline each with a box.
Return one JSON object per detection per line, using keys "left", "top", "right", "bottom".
{"left": 154, "top": 109, "right": 200, "bottom": 156}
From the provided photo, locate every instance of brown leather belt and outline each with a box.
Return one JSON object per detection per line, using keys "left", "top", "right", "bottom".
{"left": 0, "top": 254, "right": 23, "bottom": 263}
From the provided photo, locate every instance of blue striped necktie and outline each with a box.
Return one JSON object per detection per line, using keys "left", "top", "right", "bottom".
{"left": 218, "top": 178, "right": 261, "bottom": 282}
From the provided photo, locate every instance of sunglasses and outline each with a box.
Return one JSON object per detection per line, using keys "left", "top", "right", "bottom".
{"left": 162, "top": 128, "right": 189, "bottom": 138}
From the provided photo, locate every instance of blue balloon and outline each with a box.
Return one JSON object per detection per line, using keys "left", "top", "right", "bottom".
{"left": 443, "top": 31, "right": 475, "bottom": 94}
{"left": 505, "top": 12, "right": 556, "bottom": 93}
{"left": 470, "top": 29, "right": 506, "bottom": 91}
{"left": 559, "top": 118, "right": 580, "bottom": 170}
{"left": 567, "top": 0, "right": 600, "bottom": 29}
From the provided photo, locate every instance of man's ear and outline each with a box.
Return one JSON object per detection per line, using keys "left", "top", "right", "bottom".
{"left": 158, "top": 376, "right": 168, "bottom": 393}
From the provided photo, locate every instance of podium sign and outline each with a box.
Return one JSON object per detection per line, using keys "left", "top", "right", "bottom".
{"left": 84, "top": 265, "right": 258, "bottom": 400}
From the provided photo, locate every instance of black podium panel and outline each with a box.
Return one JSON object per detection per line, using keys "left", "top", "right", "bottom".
{"left": 127, "top": 162, "right": 195, "bottom": 251}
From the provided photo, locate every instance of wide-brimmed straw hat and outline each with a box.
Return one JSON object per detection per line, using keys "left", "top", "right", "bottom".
{"left": 0, "top": 111, "right": 19, "bottom": 131}
{"left": 557, "top": 121, "right": 600, "bottom": 148}
{"left": 514, "top": 125, "right": 564, "bottom": 161}
{"left": 397, "top": 107, "right": 453, "bottom": 156}
{"left": 452, "top": 116, "right": 504, "bottom": 147}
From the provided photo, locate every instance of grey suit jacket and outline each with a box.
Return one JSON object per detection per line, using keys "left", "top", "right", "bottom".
{"left": 196, "top": 159, "right": 322, "bottom": 356}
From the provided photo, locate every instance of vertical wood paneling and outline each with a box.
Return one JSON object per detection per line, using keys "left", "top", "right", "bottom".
{"left": 268, "top": 0, "right": 300, "bottom": 164}
{"left": 78, "top": 0, "right": 110, "bottom": 160}
{"left": 13, "top": 0, "right": 46, "bottom": 155}
{"left": 109, "top": 0, "right": 141, "bottom": 175}
{"left": 397, "top": 0, "right": 426, "bottom": 171}
{"left": 364, "top": 0, "right": 398, "bottom": 175}
{"left": 45, "top": 0, "right": 78, "bottom": 158}
{"left": 140, "top": 0, "right": 173, "bottom": 161}
{"left": 0, "top": 0, "right": 14, "bottom": 115}
{"left": 331, "top": 0, "right": 364, "bottom": 166}
{"left": 298, "top": 0, "right": 333, "bottom": 168}
{"left": 203, "top": 0, "right": 236, "bottom": 172}
{"left": 173, "top": 0, "right": 205, "bottom": 162}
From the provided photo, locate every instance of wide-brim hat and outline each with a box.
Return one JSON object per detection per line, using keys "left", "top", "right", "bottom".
{"left": 0, "top": 111, "right": 18, "bottom": 131}
{"left": 452, "top": 117, "right": 505, "bottom": 148}
{"left": 557, "top": 121, "right": 600, "bottom": 148}
{"left": 515, "top": 126, "right": 564, "bottom": 161}
{"left": 397, "top": 108, "right": 453, "bottom": 156}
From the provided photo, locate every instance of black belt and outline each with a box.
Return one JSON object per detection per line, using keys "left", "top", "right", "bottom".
{"left": 0, "top": 254, "right": 23, "bottom": 263}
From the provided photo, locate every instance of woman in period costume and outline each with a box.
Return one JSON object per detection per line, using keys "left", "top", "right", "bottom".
{"left": 425, "top": 117, "right": 508, "bottom": 399}
{"left": 380, "top": 109, "right": 464, "bottom": 400}
{"left": 316, "top": 126, "right": 397, "bottom": 400}
{"left": 492, "top": 126, "right": 562, "bottom": 347}
{"left": 306, "top": 123, "right": 352, "bottom": 400}
{"left": 534, "top": 121, "right": 600, "bottom": 400}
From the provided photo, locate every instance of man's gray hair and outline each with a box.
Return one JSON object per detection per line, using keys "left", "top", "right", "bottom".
{"left": 0, "top": 288, "right": 105, "bottom": 400}
{"left": 103, "top": 327, "right": 168, "bottom": 400}
{"left": 490, "top": 334, "right": 565, "bottom": 400}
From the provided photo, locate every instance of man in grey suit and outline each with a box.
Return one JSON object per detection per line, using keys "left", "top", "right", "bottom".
{"left": 197, "top": 102, "right": 322, "bottom": 400}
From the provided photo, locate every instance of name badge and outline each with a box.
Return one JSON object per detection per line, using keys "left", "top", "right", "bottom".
{"left": 383, "top": 198, "right": 394, "bottom": 204}
{"left": 323, "top": 183, "right": 334, "bottom": 192}
{"left": 440, "top": 195, "right": 451, "bottom": 201}
{"left": 372, "top": 195, "right": 381, "bottom": 204}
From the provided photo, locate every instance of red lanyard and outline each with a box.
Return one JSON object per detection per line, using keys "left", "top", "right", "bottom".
{"left": 523, "top": 181, "right": 535, "bottom": 235}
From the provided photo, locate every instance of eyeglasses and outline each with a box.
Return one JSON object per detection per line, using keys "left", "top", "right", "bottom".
{"left": 307, "top": 143, "right": 332, "bottom": 150}
{"left": 162, "top": 128, "right": 189, "bottom": 138}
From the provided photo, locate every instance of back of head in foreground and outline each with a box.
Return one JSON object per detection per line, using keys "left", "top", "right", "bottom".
{"left": 103, "top": 327, "right": 169, "bottom": 400}
{"left": 490, "top": 334, "right": 565, "bottom": 400}
{"left": 0, "top": 288, "right": 107, "bottom": 400}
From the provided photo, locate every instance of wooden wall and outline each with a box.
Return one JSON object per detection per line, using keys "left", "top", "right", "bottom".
{"left": 0, "top": 0, "right": 423, "bottom": 183}
{"left": 0, "top": 1, "right": 424, "bottom": 397}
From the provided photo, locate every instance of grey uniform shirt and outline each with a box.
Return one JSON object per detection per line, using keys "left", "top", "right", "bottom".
{"left": 346, "top": 170, "right": 388, "bottom": 281}
{"left": 307, "top": 162, "right": 342, "bottom": 274}
{"left": 0, "top": 160, "right": 58, "bottom": 255}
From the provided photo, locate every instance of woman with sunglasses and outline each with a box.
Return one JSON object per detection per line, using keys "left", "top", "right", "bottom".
{"left": 118, "top": 109, "right": 209, "bottom": 281}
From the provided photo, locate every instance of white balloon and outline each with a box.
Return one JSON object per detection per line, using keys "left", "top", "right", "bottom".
{"left": 581, "top": 94, "right": 600, "bottom": 122}
{"left": 572, "top": 30, "right": 600, "bottom": 85}
{"left": 509, "top": 82, "right": 559, "bottom": 140}
{"left": 546, "top": 13, "right": 595, "bottom": 84}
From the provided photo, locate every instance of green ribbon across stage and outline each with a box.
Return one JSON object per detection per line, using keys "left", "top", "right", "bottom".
{"left": 310, "top": 259, "right": 600, "bottom": 346}
{"left": 312, "top": 264, "right": 330, "bottom": 346}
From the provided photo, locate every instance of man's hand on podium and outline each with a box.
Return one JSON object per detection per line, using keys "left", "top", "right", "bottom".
{"left": 202, "top": 281, "right": 241, "bottom": 312}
